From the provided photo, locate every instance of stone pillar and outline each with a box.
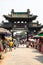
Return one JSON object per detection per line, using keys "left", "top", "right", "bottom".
{"left": 12, "top": 31, "right": 13, "bottom": 41}
{"left": 10, "top": 30, "right": 14, "bottom": 41}
{"left": 26, "top": 20, "right": 29, "bottom": 41}
{"left": 27, "top": 31, "right": 29, "bottom": 41}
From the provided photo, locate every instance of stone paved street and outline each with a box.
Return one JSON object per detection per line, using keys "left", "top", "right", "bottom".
{"left": 0, "top": 45, "right": 43, "bottom": 65}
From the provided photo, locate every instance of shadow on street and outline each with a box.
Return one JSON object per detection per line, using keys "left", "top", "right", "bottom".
{"left": 34, "top": 55, "right": 43, "bottom": 63}
{"left": 32, "top": 49, "right": 40, "bottom": 53}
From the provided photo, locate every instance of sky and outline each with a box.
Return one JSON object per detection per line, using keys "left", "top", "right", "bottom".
{"left": 0, "top": 0, "right": 43, "bottom": 24}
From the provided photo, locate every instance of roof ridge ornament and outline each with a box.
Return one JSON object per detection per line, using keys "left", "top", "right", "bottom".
{"left": 11, "top": 9, "right": 14, "bottom": 14}
{"left": 27, "top": 9, "right": 30, "bottom": 14}
{"left": 27, "top": 9, "right": 30, "bottom": 17}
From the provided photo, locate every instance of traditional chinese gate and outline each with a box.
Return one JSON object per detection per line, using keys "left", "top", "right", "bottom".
{"left": 2, "top": 9, "right": 40, "bottom": 41}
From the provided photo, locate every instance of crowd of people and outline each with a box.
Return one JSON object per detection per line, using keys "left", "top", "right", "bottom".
{"left": 0, "top": 35, "right": 43, "bottom": 59}
{"left": 0, "top": 36, "right": 17, "bottom": 59}
{"left": 19, "top": 36, "right": 43, "bottom": 53}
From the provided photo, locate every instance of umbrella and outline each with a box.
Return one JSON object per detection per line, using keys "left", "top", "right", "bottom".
{"left": 33, "top": 35, "right": 40, "bottom": 39}
{"left": 38, "top": 33, "right": 43, "bottom": 36}
{"left": 38, "top": 30, "right": 43, "bottom": 34}
{"left": 0, "top": 28, "right": 10, "bottom": 33}
{"left": 38, "top": 30, "right": 43, "bottom": 37}
{"left": 0, "top": 28, "right": 11, "bottom": 36}
{"left": 29, "top": 39, "right": 36, "bottom": 42}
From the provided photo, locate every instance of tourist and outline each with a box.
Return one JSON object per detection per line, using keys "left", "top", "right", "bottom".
{"left": 1, "top": 36, "right": 7, "bottom": 53}
{"left": 9, "top": 40, "right": 13, "bottom": 51}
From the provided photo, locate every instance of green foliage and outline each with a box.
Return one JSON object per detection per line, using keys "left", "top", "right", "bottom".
{"left": 20, "top": 31, "right": 26, "bottom": 36}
